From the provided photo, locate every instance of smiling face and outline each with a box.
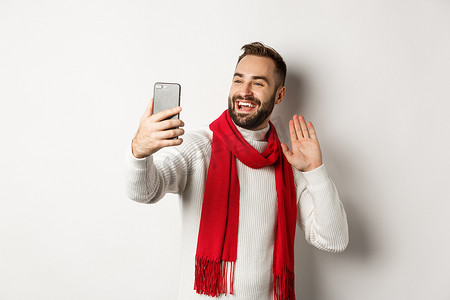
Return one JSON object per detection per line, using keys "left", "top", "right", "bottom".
{"left": 228, "top": 55, "right": 285, "bottom": 130}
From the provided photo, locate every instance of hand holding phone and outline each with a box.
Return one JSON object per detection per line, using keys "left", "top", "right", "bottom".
{"left": 131, "top": 83, "right": 184, "bottom": 159}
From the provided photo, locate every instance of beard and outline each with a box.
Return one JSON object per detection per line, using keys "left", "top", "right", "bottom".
{"left": 228, "top": 90, "right": 276, "bottom": 130}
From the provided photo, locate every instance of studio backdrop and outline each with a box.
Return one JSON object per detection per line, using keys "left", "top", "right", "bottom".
{"left": 1, "top": 0, "right": 449, "bottom": 299}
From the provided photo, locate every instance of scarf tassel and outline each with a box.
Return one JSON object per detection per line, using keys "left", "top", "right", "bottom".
{"left": 194, "top": 256, "right": 235, "bottom": 297}
{"left": 273, "top": 268, "right": 295, "bottom": 300}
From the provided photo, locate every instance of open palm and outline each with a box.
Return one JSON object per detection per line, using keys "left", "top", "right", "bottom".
{"left": 281, "top": 115, "right": 323, "bottom": 172}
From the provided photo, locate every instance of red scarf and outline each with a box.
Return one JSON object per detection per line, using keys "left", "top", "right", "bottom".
{"left": 194, "top": 110, "right": 297, "bottom": 300}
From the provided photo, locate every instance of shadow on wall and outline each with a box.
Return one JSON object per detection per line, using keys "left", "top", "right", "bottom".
{"left": 272, "top": 69, "right": 372, "bottom": 300}
{"left": 271, "top": 70, "right": 308, "bottom": 146}
{"left": 325, "top": 136, "right": 373, "bottom": 261}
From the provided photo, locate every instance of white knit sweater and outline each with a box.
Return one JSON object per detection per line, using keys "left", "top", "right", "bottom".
{"left": 123, "top": 124, "right": 348, "bottom": 300}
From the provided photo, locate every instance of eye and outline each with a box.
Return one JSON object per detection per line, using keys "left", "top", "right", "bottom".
{"left": 254, "top": 82, "right": 264, "bottom": 87}
{"left": 234, "top": 79, "right": 242, "bottom": 84}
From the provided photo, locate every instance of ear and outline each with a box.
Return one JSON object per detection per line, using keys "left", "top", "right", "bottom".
{"left": 275, "top": 86, "right": 286, "bottom": 105}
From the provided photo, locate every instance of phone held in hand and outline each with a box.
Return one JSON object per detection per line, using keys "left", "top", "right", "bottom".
{"left": 153, "top": 82, "right": 181, "bottom": 120}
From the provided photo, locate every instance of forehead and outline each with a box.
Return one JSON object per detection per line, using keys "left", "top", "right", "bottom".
{"left": 235, "top": 55, "right": 276, "bottom": 80}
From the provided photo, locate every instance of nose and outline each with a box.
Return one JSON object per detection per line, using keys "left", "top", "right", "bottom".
{"left": 239, "top": 82, "right": 253, "bottom": 98}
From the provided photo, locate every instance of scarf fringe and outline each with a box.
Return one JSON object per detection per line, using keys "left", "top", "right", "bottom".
{"left": 194, "top": 256, "right": 235, "bottom": 297}
{"left": 273, "top": 268, "right": 295, "bottom": 300}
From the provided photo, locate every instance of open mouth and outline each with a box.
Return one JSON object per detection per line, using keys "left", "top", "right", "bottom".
{"left": 236, "top": 100, "right": 258, "bottom": 112}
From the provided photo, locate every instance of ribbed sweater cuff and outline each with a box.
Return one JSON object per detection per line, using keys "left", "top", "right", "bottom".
{"left": 126, "top": 142, "right": 153, "bottom": 170}
{"left": 301, "top": 164, "right": 329, "bottom": 186}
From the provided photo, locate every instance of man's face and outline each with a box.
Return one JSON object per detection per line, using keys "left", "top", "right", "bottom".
{"left": 228, "top": 55, "right": 283, "bottom": 130}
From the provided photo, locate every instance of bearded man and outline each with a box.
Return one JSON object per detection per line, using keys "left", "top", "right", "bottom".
{"left": 124, "top": 42, "right": 349, "bottom": 300}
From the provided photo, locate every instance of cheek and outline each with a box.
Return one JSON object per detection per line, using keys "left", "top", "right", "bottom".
{"left": 229, "top": 86, "right": 239, "bottom": 96}
{"left": 259, "top": 91, "right": 272, "bottom": 102}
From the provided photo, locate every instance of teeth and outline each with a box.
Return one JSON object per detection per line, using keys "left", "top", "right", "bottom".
{"left": 238, "top": 101, "right": 256, "bottom": 108}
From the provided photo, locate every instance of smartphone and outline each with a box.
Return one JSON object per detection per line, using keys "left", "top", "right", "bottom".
{"left": 153, "top": 82, "right": 181, "bottom": 120}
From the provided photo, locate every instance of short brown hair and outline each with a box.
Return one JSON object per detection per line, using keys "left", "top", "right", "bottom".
{"left": 237, "top": 42, "right": 287, "bottom": 88}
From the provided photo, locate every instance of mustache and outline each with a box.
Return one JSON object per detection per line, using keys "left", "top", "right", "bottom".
{"left": 232, "top": 95, "right": 261, "bottom": 106}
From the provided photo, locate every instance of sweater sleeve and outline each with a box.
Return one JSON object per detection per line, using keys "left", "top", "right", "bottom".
{"left": 294, "top": 164, "right": 349, "bottom": 253}
{"left": 123, "top": 141, "right": 189, "bottom": 204}
{"left": 123, "top": 129, "right": 212, "bottom": 204}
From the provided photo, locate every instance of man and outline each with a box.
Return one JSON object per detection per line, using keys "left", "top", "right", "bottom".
{"left": 124, "top": 42, "right": 348, "bottom": 300}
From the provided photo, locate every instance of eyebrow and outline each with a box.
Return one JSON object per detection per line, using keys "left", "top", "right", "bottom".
{"left": 233, "top": 72, "right": 270, "bottom": 85}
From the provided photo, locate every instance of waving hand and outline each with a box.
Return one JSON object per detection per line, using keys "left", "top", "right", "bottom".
{"left": 281, "top": 115, "right": 323, "bottom": 172}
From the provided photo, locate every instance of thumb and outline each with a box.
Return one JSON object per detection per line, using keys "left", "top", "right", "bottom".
{"left": 280, "top": 143, "right": 292, "bottom": 158}
{"left": 281, "top": 143, "right": 296, "bottom": 167}
{"left": 142, "top": 98, "right": 154, "bottom": 118}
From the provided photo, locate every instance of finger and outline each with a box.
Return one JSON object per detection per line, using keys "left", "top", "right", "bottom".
{"left": 293, "top": 115, "right": 303, "bottom": 138}
{"left": 289, "top": 119, "right": 298, "bottom": 142}
{"left": 299, "top": 115, "right": 310, "bottom": 138}
{"left": 143, "top": 98, "right": 154, "bottom": 118}
{"left": 162, "top": 128, "right": 185, "bottom": 139}
{"left": 307, "top": 121, "right": 318, "bottom": 140}
{"left": 152, "top": 127, "right": 185, "bottom": 140}
{"left": 152, "top": 106, "right": 182, "bottom": 122}
{"left": 158, "top": 137, "right": 184, "bottom": 147}
{"left": 156, "top": 118, "right": 185, "bottom": 131}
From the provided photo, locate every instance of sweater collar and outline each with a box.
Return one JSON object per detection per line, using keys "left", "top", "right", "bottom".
{"left": 234, "top": 123, "right": 270, "bottom": 142}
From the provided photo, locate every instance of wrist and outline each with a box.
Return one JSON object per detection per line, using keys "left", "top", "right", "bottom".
{"left": 131, "top": 138, "right": 149, "bottom": 159}
{"left": 303, "top": 162, "right": 322, "bottom": 172}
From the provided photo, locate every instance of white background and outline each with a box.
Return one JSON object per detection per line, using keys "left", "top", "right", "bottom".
{"left": 1, "top": 0, "right": 449, "bottom": 299}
